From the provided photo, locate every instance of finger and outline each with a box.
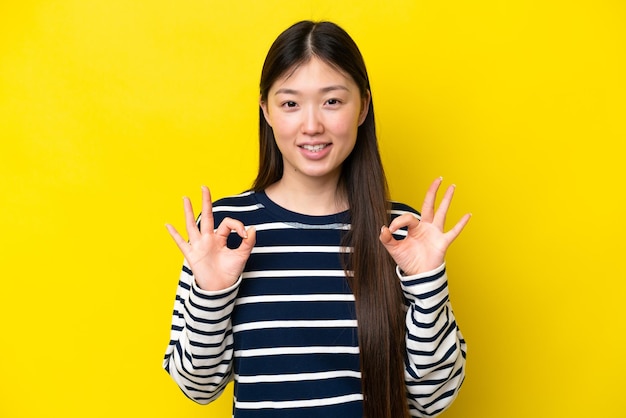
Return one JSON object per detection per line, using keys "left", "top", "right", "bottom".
{"left": 183, "top": 196, "right": 201, "bottom": 240}
{"left": 444, "top": 213, "right": 472, "bottom": 244}
{"left": 421, "top": 177, "right": 443, "bottom": 223}
{"left": 387, "top": 213, "right": 420, "bottom": 234}
{"left": 433, "top": 184, "right": 456, "bottom": 229}
{"left": 165, "top": 223, "right": 190, "bottom": 257}
{"left": 200, "top": 185, "right": 215, "bottom": 235}
{"left": 214, "top": 217, "right": 248, "bottom": 240}
{"left": 379, "top": 225, "right": 404, "bottom": 255}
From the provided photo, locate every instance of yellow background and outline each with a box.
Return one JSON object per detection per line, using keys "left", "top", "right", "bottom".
{"left": 1, "top": 0, "right": 624, "bottom": 417}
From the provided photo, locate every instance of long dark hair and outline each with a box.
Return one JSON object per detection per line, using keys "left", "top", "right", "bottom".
{"left": 253, "top": 21, "right": 409, "bottom": 418}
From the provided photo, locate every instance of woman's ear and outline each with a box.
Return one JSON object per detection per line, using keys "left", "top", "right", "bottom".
{"left": 260, "top": 96, "right": 272, "bottom": 127}
{"left": 358, "top": 90, "right": 371, "bottom": 126}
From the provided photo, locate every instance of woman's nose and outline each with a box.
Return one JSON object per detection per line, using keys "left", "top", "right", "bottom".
{"left": 301, "top": 107, "right": 324, "bottom": 135}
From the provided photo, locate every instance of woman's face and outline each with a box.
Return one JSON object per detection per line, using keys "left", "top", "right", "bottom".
{"left": 261, "top": 57, "right": 370, "bottom": 185}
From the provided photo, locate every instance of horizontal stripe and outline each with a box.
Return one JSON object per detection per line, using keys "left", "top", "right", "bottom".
{"left": 234, "top": 345, "right": 360, "bottom": 358}
{"left": 252, "top": 222, "right": 350, "bottom": 232}
{"left": 213, "top": 204, "right": 263, "bottom": 212}
{"left": 242, "top": 270, "right": 347, "bottom": 278}
{"left": 235, "top": 370, "right": 361, "bottom": 383}
{"left": 235, "top": 393, "right": 363, "bottom": 410}
{"left": 402, "top": 268, "right": 447, "bottom": 288}
{"left": 251, "top": 245, "right": 347, "bottom": 254}
{"left": 235, "top": 294, "right": 355, "bottom": 305}
{"left": 253, "top": 222, "right": 296, "bottom": 231}
{"left": 233, "top": 320, "right": 357, "bottom": 333}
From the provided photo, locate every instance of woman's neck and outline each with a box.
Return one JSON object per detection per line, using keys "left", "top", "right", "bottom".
{"left": 264, "top": 175, "right": 348, "bottom": 216}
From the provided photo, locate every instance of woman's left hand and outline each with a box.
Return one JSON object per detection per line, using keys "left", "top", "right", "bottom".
{"left": 380, "top": 177, "right": 471, "bottom": 276}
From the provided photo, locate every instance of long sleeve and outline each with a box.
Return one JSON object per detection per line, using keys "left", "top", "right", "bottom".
{"left": 163, "top": 261, "right": 242, "bottom": 404}
{"left": 400, "top": 262, "right": 466, "bottom": 417}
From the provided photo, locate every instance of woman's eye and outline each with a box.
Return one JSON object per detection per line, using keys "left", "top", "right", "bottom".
{"left": 282, "top": 101, "right": 297, "bottom": 108}
{"left": 326, "top": 98, "right": 341, "bottom": 106}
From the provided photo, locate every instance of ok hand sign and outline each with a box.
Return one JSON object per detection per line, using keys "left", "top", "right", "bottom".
{"left": 380, "top": 177, "right": 471, "bottom": 276}
{"left": 166, "top": 186, "right": 256, "bottom": 291}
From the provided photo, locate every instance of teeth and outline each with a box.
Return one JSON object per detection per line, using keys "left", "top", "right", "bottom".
{"left": 302, "top": 144, "right": 328, "bottom": 152}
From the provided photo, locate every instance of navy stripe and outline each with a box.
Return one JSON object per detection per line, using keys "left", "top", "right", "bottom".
{"left": 414, "top": 280, "right": 449, "bottom": 300}
{"left": 236, "top": 352, "right": 360, "bottom": 375}
{"left": 406, "top": 366, "right": 463, "bottom": 388}
{"left": 409, "top": 304, "right": 448, "bottom": 329}
{"left": 402, "top": 267, "right": 447, "bottom": 287}
{"left": 186, "top": 323, "right": 232, "bottom": 338}
{"left": 411, "top": 294, "right": 449, "bottom": 315}
{"left": 190, "top": 281, "right": 239, "bottom": 301}
{"left": 188, "top": 290, "right": 236, "bottom": 312}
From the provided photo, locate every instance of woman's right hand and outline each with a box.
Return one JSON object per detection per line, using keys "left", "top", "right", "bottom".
{"left": 165, "top": 186, "right": 256, "bottom": 291}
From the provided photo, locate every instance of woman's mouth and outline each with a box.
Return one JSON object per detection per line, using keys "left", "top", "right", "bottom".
{"left": 300, "top": 144, "right": 330, "bottom": 152}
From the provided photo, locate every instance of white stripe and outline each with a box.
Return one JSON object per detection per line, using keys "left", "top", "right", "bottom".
{"left": 235, "top": 393, "right": 363, "bottom": 410}
{"left": 213, "top": 204, "right": 262, "bottom": 213}
{"left": 251, "top": 245, "right": 347, "bottom": 254}
{"left": 235, "top": 370, "right": 361, "bottom": 383}
{"left": 235, "top": 294, "right": 354, "bottom": 305}
{"left": 253, "top": 222, "right": 297, "bottom": 231}
{"left": 242, "top": 270, "right": 347, "bottom": 279}
{"left": 253, "top": 222, "right": 350, "bottom": 231}
{"left": 234, "top": 345, "right": 359, "bottom": 358}
{"left": 233, "top": 320, "right": 357, "bottom": 333}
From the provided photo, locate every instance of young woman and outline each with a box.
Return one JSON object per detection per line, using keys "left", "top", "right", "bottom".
{"left": 164, "top": 20, "right": 470, "bottom": 418}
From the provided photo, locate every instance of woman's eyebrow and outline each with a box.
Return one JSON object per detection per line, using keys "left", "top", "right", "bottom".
{"left": 320, "top": 85, "right": 350, "bottom": 93}
{"left": 274, "top": 88, "right": 299, "bottom": 95}
{"left": 273, "top": 85, "right": 350, "bottom": 95}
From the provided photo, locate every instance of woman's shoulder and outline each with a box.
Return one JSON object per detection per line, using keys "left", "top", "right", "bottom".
{"left": 212, "top": 190, "right": 259, "bottom": 208}
{"left": 209, "top": 190, "right": 268, "bottom": 224}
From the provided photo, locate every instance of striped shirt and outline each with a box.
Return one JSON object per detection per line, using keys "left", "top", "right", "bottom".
{"left": 163, "top": 190, "right": 466, "bottom": 417}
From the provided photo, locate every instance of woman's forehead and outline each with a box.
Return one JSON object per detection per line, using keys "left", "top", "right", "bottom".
{"left": 271, "top": 57, "right": 356, "bottom": 92}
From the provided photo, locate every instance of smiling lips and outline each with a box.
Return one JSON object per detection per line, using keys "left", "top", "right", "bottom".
{"left": 300, "top": 143, "right": 330, "bottom": 152}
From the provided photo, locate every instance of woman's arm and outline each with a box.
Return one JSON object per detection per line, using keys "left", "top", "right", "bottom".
{"left": 400, "top": 263, "right": 466, "bottom": 417}
{"left": 163, "top": 186, "right": 255, "bottom": 402}
{"left": 380, "top": 178, "right": 470, "bottom": 416}
{"left": 163, "top": 264, "right": 242, "bottom": 403}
